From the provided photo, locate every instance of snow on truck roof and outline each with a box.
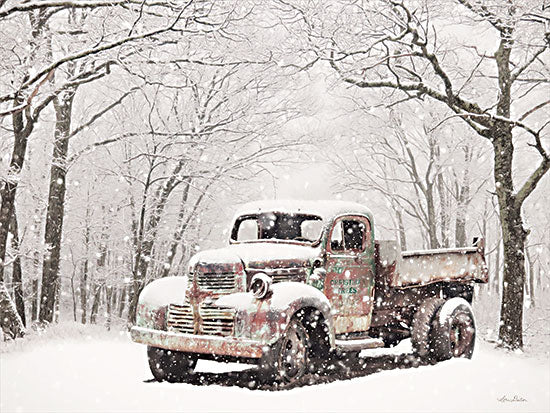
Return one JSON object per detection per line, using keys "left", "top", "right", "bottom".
{"left": 233, "top": 200, "right": 374, "bottom": 222}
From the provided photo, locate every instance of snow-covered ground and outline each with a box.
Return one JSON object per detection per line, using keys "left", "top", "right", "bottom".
{"left": 1, "top": 327, "right": 549, "bottom": 413}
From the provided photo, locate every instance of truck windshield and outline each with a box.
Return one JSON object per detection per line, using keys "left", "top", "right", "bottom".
{"left": 231, "top": 213, "right": 324, "bottom": 244}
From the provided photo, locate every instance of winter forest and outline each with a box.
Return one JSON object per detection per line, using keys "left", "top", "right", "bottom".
{"left": 1, "top": 0, "right": 549, "bottom": 412}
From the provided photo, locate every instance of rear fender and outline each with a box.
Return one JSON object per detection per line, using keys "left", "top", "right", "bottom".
{"left": 216, "top": 282, "right": 334, "bottom": 347}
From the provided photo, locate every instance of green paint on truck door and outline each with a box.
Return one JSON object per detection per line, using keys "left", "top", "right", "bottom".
{"left": 324, "top": 215, "right": 375, "bottom": 334}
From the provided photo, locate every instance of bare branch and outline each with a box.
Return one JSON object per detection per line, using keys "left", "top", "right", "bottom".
{"left": 0, "top": 70, "right": 54, "bottom": 117}
{"left": 456, "top": 0, "right": 507, "bottom": 32}
{"left": 0, "top": 0, "right": 126, "bottom": 18}
{"left": 68, "top": 86, "right": 139, "bottom": 139}
{"left": 518, "top": 99, "right": 550, "bottom": 121}
{"left": 511, "top": 45, "right": 549, "bottom": 83}
{"left": 19, "top": 2, "right": 192, "bottom": 92}
{"left": 515, "top": 157, "right": 550, "bottom": 208}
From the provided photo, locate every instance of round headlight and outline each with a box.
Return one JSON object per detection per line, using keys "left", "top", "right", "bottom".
{"left": 250, "top": 273, "right": 272, "bottom": 299}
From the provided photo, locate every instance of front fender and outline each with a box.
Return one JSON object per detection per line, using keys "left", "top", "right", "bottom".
{"left": 135, "top": 276, "right": 188, "bottom": 330}
{"left": 216, "top": 282, "right": 334, "bottom": 347}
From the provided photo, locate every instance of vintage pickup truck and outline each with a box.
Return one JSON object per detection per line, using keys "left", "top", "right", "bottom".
{"left": 131, "top": 200, "right": 488, "bottom": 383}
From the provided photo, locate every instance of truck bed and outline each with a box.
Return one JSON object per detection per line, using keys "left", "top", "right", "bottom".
{"left": 376, "top": 240, "right": 488, "bottom": 288}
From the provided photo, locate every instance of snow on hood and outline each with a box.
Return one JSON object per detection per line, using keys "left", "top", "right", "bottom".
{"left": 189, "top": 242, "right": 321, "bottom": 270}
{"left": 139, "top": 276, "right": 188, "bottom": 307}
{"left": 188, "top": 248, "right": 243, "bottom": 268}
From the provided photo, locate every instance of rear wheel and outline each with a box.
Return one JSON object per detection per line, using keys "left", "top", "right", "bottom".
{"left": 147, "top": 346, "right": 197, "bottom": 382}
{"left": 431, "top": 298, "right": 476, "bottom": 361}
{"left": 411, "top": 297, "right": 445, "bottom": 360}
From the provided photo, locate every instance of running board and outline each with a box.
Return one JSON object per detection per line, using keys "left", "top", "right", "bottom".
{"left": 334, "top": 337, "right": 384, "bottom": 351}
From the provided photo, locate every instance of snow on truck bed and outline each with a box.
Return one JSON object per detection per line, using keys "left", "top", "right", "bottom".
{"left": 2, "top": 328, "right": 548, "bottom": 413}
{"left": 377, "top": 240, "right": 488, "bottom": 287}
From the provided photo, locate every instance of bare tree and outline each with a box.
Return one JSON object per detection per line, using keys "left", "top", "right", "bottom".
{"left": 9, "top": 208, "right": 25, "bottom": 326}
{"left": 117, "top": 62, "right": 301, "bottom": 324}
{"left": 0, "top": 0, "right": 210, "bottom": 329}
{"left": 281, "top": 0, "right": 549, "bottom": 349}
{"left": 329, "top": 107, "right": 487, "bottom": 250}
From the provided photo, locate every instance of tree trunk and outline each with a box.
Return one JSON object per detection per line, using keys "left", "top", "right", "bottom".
{"left": 525, "top": 246, "right": 535, "bottom": 308}
{"left": 105, "top": 286, "right": 112, "bottom": 330}
{"left": 455, "top": 205, "right": 468, "bottom": 247}
{"left": 0, "top": 106, "right": 31, "bottom": 283}
{"left": 396, "top": 207, "right": 407, "bottom": 251}
{"left": 54, "top": 278, "right": 61, "bottom": 323}
{"left": 118, "top": 286, "right": 126, "bottom": 318}
{"left": 39, "top": 90, "right": 76, "bottom": 323}
{"left": 30, "top": 207, "right": 42, "bottom": 323}
{"left": 494, "top": 126, "right": 527, "bottom": 349}
{"left": 426, "top": 187, "right": 439, "bottom": 249}
{"left": 128, "top": 160, "right": 187, "bottom": 325}
{"left": 9, "top": 209, "right": 26, "bottom": 326}
{"left": 161, "top": 182, "right": 192, "bottom": 278}
{"left": 89, "top": 283, "right": 101, "bottom": 324}
{"left": 0, "top": 282, "right": 25, "bottom": 339}
{"left": 455, "top": 145, "right": 472, "bottom": 247}
{"left": 128, "top": 238, "right": 153, "bottom": 324}
{"left": 80, "top": 257, "right": 89, "bottom": 324}
{"left": 80, "top": 206, "right": 91, "bottom": 324}
{"left": 70, "top": 270, "right": 77, "bottom": 322}
{"left": 493, "top": 238, "right": 501, "bottom": 295}
{"left": 31, "top": 279, "right": 39, "bottom": 322}
{"left": 435, "top": 144, "right": 450, "bottom": 248}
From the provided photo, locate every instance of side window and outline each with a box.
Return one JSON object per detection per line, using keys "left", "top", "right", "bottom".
{"left": 330, "top": 221, "right": 344, "bottom": 251}
{"left": 329, "top": 217, "right": 371, "bottom": 252}
{"left": 343, "top": 220, "right": 365, "bottom": 251}
{"left": 237, "top": 218, "right": 259, "bottom": 241}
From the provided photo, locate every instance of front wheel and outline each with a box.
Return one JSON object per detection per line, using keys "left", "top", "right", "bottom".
{"left": 259, "top": 318, "right": 309, "bottom": 384}
{"left": 147, "top": 346, "right": 197, "bottom": 382}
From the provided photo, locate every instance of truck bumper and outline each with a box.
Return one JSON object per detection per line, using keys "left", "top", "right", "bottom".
{"left": 130, "top": 326, "right": 265, "bottom": 359}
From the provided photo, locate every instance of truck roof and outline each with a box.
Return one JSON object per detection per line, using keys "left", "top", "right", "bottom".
{"left": 233, "top": 200, "right": 374, "bottom": 223}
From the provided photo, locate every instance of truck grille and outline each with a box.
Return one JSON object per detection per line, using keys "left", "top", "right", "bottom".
{"left": 269, "top": 268, "right": 305, "bottom": 284}
{"left": 197, "top": 272, "right": 236, "bottom": 292}
{"left": 199, "top": 305, "right": 235, "bottom": 336}
{"left": 166, "top": 303, "right": 235, "bottom": 337}
{"left": 166, "top": 303, "right": 194, "bottom": 334}
{"left": 272, "top": 273, "right": 295, "bottom": 283}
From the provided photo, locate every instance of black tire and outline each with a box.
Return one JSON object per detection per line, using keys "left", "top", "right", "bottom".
{"left": 381, "top": 330, "right": 402, "bottom": 348}
{"left": 430, "top": 298, "right": 476, "bottom": 361}
{"left": 332, "top": 349, "right": 361, "bottom": 367}
{"left": 259, "top": 318, "right": 309, "bottom": 384}
{"left": 147, "top": 346, "right": 197, "bottom": 383}
{"left": 303, "top": 310, "right": 332, "bottom": 375}
{"left": 411, "top": 297, "right": 445, "bottom": 360}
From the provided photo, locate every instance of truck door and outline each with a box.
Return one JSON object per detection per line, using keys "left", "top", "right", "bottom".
{"left": 324, "top": 215, "right": 375, "bottom": 335}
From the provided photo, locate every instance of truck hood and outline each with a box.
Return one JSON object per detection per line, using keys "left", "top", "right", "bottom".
{"left": 189, "top": 242, "right": 321, "bottom": 271}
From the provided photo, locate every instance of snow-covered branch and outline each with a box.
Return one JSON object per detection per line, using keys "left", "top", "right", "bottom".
{"left": 0, "top": 0, "right": 126, "bottom": 18}
{"left": 19, "top": 2, "right": 191, "bottom": 92}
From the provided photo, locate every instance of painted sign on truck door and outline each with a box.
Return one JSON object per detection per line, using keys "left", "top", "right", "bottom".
{"left": 324, "top": 215, "right": 375, "bottom": 334}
